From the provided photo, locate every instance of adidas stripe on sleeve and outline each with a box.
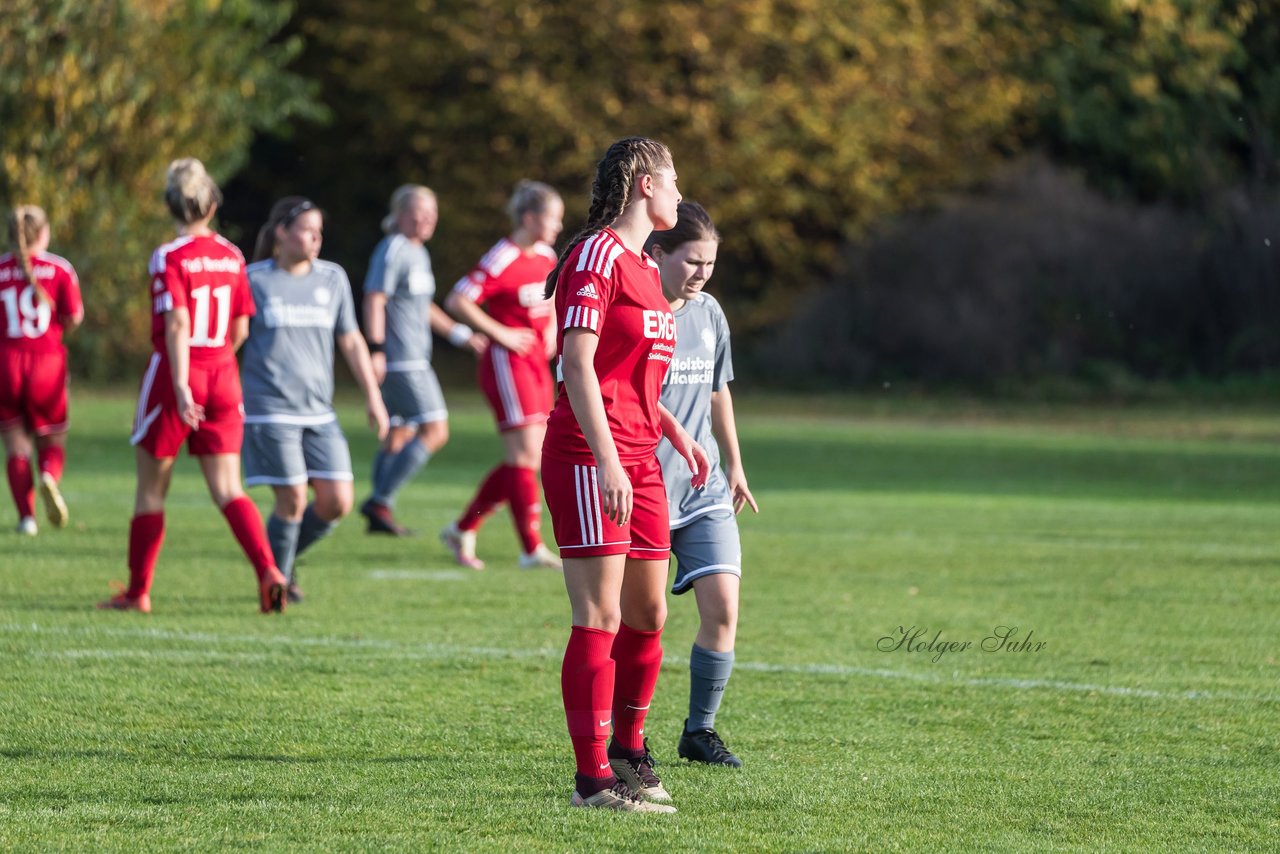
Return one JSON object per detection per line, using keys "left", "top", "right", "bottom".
{"left": 560, "top": 232, "right": 623, "bottom": 335}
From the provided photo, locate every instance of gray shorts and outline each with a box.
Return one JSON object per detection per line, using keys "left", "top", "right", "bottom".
{"left": 381, "top": 368, "right": 448, "bottom": 427}
{"left": 243, "top": 419, "right": 353, "bottom": 486}
{"left": 670, "top": 508, "right": 742, "bottom": 595}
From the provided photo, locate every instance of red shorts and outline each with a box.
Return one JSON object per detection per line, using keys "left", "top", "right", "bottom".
{"left": 480, "top": 345, "right": 552, "bottom": 432}
{"left": 130, "top": 353, "right": 244, "bottom": 458}
{"left": 541, "top": 453, "right": 670, "bottom": 559}
{"left": 0, "top": 348, "right": 69, "bottom": 436}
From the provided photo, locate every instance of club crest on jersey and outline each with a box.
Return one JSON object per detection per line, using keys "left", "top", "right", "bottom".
{"left": 701, "top": 328, "right": 716, "bottom": 353}
{"left": 313, "top": 286, "right": 331, "bottom": 306}
{"left": 575, "top": 282, "right": 599, "bottom": 300}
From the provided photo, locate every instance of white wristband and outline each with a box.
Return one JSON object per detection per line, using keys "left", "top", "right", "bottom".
{"left": 447, "top": 324, "right": 474, "bottom": 347}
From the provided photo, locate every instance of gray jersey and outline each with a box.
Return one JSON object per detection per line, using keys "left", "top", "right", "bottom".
{"left": 364, "top": 234, "right": 436, "bottom": 371}
{"left": 657, "top": 292, "right": 736, "bottom": 528}
{"left": 242, "top": 259, "right": 358, "bottom": 423}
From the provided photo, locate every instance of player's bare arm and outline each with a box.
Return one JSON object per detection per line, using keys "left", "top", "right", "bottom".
{"left": 561, "top": 328, "right": 632, "bottom": 525}
{"left": 162, "top": 307, "right": 203, "bottom": 429}
{"left": 337, "top": 329, "right": 389, "bottom": 440}
{"left": 711, "top": 386, "right": 758, "bottom": 514}
{"left": 444, "top": 290, "right": 535, "bottom": 354}
{"left": 658, "top": 402, "right": 710, "bottom": 490}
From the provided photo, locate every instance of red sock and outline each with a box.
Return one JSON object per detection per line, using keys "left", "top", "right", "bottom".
{"left": 38, "top": 444, "right": 65, "bottom": 482}
{"left": 610, "top": 624, "right": 664, "bottom": 753}
{"left": 127, "top": 512, "right": 165, "bottom": 597}
{"left": 458, "top": 464, "right": 509, "bottom": 532}
{"left": 507, "top": 465, "right": 543, "bottom": 553}
{"left": 220, "top": 495, "right": 277, "bottom": 582}
{"left": 562, "top": 625, "right": 617, "bottom": 780}
{"left": 6, "top": 455, "right": 34, "bottom": 519}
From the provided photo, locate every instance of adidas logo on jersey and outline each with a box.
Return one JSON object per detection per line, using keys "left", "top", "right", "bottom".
{"left": 575, "top": 282, "right": 599, "bottom": 299}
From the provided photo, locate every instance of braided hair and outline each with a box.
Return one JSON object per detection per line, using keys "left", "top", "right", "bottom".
{"left": 544, "top": 137, "right": 672, "bottom": 299}
{"left": 8, "top": 205, "right": 52, "bottom": 309}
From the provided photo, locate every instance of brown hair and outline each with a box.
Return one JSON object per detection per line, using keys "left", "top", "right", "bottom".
{"left": 382, "top": 184, "right": 436, "bottom": 234}
{"left": 164, "top": 157, "right": 223, "bottom": 224}
{"left": 644, "top": 201, "right": 721, "bottom": 257}
{"left": 253, "top": 196, "right": 321, "bottom": 262}
{"left": 506, "top": 180, "right": 561, "bottom": 230}
{"left": 544, "top": 137, "right": 672, "bottom": 298}
{"left": 8, "top": 205, "right": 52, "bottom": 308}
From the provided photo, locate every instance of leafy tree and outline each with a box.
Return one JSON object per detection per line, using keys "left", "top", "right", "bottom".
{"left": 240, "top": 0, "right": 1029, "bottom": 334}
{"left": 0, "top": 0, "right": 322, "bottom": 377}
{"left": 1010, "top": 0, "right": 1277, "bottom": 200}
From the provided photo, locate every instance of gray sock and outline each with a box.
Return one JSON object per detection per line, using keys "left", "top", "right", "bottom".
{"left": 370, "top": 449, "right": 391, "bottom": 495}
{"left": 688, "top": 644, "right": 735, "bottom": 732}
{"left": 372, "top": 440, "right": 430, "bottom": 507}
{"left": 266, "top": 514, "right": 302, "bottom": 583}
{"left": 295, "top": 503, "right": 337, "bottom": 560}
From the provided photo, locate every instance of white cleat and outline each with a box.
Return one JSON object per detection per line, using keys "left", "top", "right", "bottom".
{"left": 570, "top": 781, "right": 676, "bottom": 813}
{"left": 519, "top": 544, "right": 563, "bottom": 570}
{"left": 439, "top": 522, "right": 485, "bottom": 570}
{"left": 16, "top": 516, "right": 37, "bottom": 536}
{"left": 39, "top": 472, "right": 69, "bottom": 528}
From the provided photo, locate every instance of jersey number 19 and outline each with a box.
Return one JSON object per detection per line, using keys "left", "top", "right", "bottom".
{"left": 0, "top": 285, "right": 52, "bottom": 339}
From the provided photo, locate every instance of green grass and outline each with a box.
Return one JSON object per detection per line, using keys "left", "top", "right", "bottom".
{"left": 2, "top": 389, "right": 1278, "bottom": 851}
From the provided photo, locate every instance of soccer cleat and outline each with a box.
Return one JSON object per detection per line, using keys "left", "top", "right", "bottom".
{"left": 518, "top": 543, "right": 562, "bottom": 570}
{"left": 678, "top": 720, "right": 743, "bottom": 768}
{"left": 570, "top": 780, "right": 677, "bottom": 814}
{"left": 609, "top": 739, "right": 673, "bottom": 804}
{"left": 259, "top": 566, "right": 287, "bottom": 614}
{"left": 16, "top": 516, "right": 37, "bottom": 536}
{"left": 439, "top": 522, "right": 485, "bottom": 570}
{"left": 39, "top": 472, "right": 69, "bottom": 528}
{"left": 97, "top": 589, "right": 151, "bottom": 614}
{"left": 360, "top": 499, "right": 415, "bottom": 536}
{"left": 286, "top": 583, "right": 305, "bottom": 604}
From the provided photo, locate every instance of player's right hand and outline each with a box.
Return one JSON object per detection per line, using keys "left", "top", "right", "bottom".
{"left": 175, "top": 385, "right": 204, "bottom": 430}
{"left": 599, "top": 460, "right": 633, "bottom": 527}
{"left": 371, "top": 351, "right": 387, "bottom": 384}
{"left": 496, "top": 326, "right": 538, "bottom": 355}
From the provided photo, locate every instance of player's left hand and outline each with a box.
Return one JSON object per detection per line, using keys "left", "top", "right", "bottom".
{"left": 726, "top": 464, "right": 759, "bottom": 515}
{"left": 467, "top": 333, "right": 489, "bottom": 356}
{"left": 367, "top": 395, "right": 390, "bottom": 441}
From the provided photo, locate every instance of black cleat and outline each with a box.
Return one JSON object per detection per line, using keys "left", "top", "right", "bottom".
{"left": 677, "top": 720, "right": 742, "bottom": 768}
{"left": 360, "top": 499, "right": 415, "bottom": 536}
{"left": 286, "top": 583, "right": 305, "bottom": 604}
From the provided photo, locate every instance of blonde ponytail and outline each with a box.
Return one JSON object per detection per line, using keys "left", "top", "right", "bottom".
{"left": 8, "top": 205, "right": 52, "bottom": 309}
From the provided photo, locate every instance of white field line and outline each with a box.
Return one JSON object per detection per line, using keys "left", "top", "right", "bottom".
{"left": 367, "top": 569, "right": 471, "bottom": 581}
{"left": 4, "top": 622, "right": 1275, "bottom": 704}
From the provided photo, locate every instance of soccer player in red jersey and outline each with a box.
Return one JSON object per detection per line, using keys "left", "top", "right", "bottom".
{"left": 542, "top": 138, "right": 709, "bottom": 813}
{"left": 98, "top": 158, "right": 287, "bottom": 615}
{"left": 1, "top": 205, "right": 83, "bottom": 535}
{"left": 441, "top": 180, "right": 564, "bottom": 570}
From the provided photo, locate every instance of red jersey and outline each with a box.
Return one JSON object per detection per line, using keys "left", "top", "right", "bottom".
{"left": 451, "top": 237, "right": 557, "bottom": 338}
{"left": 148, "top": 233, "right": 254, "bottom": 365}
{"left": 0, "top": 251, "right": 83, "bottom": 353}
{"left": 543, "top": 228, "right": 677, "bottom": 465}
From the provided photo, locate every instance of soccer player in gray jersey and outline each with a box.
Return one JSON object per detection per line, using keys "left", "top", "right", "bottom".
{"left": 648, "top": 202, "right": 759, "bottom": 768}
{"left": 359, "top": 185, "right": 486, "bottom": 535}
{"left": 244, "top": 197, "right": 389, "bottom": 602}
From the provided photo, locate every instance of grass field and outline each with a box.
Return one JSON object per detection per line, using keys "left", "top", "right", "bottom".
{"left": 2, "top": 389, "right": 1278, "bottom": 851}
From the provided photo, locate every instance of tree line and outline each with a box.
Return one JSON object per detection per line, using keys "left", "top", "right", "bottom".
{"left": 3, "top": 0, "right": 1277, "bottom": 383}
